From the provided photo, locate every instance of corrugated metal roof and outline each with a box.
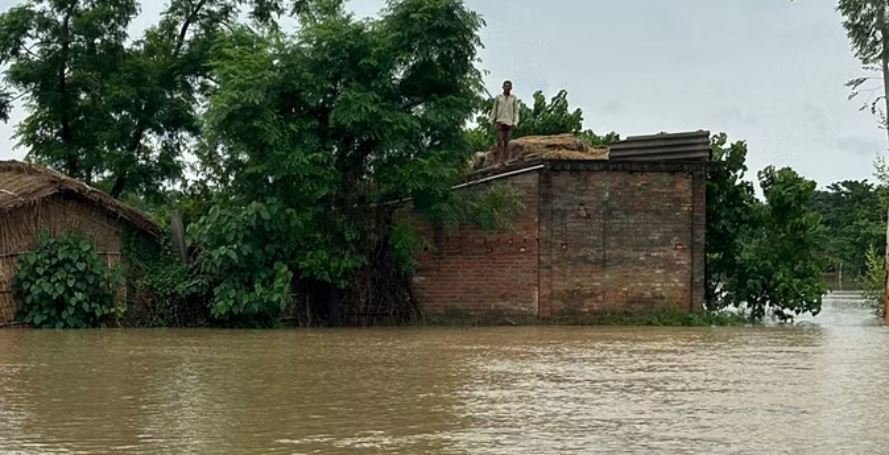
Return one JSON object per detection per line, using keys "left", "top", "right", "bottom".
{"left": 609, "top": 130, "right": 711, "bottom": 162}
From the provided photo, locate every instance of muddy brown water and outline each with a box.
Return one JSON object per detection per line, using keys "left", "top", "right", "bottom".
{"left": 1, "top": 293, "right": 888, "bottom": 454}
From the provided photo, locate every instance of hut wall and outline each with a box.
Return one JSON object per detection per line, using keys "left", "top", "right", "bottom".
{"left": 0, "top": 195, "right": 125, "bottom": 324}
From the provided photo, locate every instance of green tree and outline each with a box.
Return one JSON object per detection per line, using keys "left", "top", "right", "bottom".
{"left": 97, "top": 0, "right": 246, "bottom": 198}
{"left": 190, "top": 0, "right": 485, "bottom": 325}
{"left": 812, "top": 180, "right": 885, "bottom": 279}
{"left": 0, "top": 0, "right": 139, "bottom": 185}
{"left": 707, "top": 135, "right": 827, "bottom": 321}
{"left": 838, "top": 2, "right": 889, "bottom": 321}
{"left": 741, "top": 167, "right": 828, "bottom": 321}
{"left": 0, "top": 0, "right": 308, "bottom": 200}
{"left": 706, "top": 134, "right": 757, "bottom": 307}
{"left": 839, "top": 0, "right": 889, "bottom": 143}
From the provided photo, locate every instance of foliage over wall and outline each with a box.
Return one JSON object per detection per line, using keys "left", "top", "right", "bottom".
{"left": 185, "top": 0, "right": 487, "bottom": 326}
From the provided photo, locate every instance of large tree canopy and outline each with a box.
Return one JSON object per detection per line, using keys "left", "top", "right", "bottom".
{"left": 0, "top": 0, "right": 139, "bottom": 186}
{"left": 0, "top": 0, "right": 312, "bottom": 199}
{"left": 189, "top": 0, "right": 485, "bottom": 325}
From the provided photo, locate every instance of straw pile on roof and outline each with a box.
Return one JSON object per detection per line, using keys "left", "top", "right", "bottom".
{"left": 0, "top": 160, "right": 158, "bottom": 235}
{"left": 472, "top": 134, "right": 609, "bottom": 170}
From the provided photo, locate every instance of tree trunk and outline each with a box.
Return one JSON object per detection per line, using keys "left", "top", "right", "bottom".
{"left": 59, "top": 8, "right": 77, "bottom": 178}
{"left": 170, "top": 210, "right": 188, "bottom": 264}
{"left": 882, "top": 54, "right": 889, "bottom": 145}
{"left": 884, "top": 208, "right": 889, "bottom": 324}
{"left": 880, "top": 7, "right": 889, "bottom": 324}
{"left": 109, "top": 124, "right": 148, "bottom": 197}
{"left": 109, "top": 174, "right": 127, "bottom": 197}
{"left": 340, "top": 209, "right": 421, "bottom": 326}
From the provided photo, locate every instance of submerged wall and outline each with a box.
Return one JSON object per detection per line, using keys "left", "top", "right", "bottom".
{"left": 538, "top": 161, "right": 706, "bottom": 317}
{"left": 412, "top": 171, "right": 541, "bottom": 316}
{"left": 412, "top": 160, "right": 707, "bottom": 318}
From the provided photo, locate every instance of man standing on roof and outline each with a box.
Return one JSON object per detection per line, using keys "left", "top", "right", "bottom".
{"left": 490, "top": 80, "right": 520, "bottom": 165}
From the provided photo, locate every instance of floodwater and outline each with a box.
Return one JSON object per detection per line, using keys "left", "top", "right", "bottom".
{"left": 1, "top": 293, "right": 888, "bottom": 454}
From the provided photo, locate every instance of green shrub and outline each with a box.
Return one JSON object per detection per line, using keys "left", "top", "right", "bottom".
{"left": 426, "top": 183, "right": 526, "bottom": 233}
{"left": 134, "top": 258, "right": 209, "bottom": 327}
{"left": 13, "top": 233, "right": 120, "bottom": 328}
{"left": 207, "top": 262, "right": 293, "bottom": 328}
{"left": 189, "top": 202, "right": 303, "bottom": 327}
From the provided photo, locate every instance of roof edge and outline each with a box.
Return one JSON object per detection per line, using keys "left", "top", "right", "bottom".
{"left": 0, "top": 160, "right": 160, "bottom": 237}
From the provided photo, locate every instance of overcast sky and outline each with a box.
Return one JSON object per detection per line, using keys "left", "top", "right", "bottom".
{"left": 0, "top": 0, "right": 881, "bottom": 187}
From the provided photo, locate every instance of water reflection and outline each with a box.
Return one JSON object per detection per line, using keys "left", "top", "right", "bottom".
{"left": 1, "top": 293, "right": 887, "bottom": 453}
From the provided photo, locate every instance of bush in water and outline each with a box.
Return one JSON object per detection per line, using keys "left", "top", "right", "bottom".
{"left": 13, "top": 233, "right": 120, "bottom": 328}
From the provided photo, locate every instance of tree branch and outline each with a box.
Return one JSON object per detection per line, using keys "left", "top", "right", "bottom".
{"left": 173, "top": 0, "right": 208, "bottom": 58}
{"left": 110, "top": 124, "right": 148, "bottom": 197}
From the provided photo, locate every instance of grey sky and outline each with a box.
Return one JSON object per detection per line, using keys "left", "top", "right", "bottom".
{"left": 0, "top": 0, "right": 881, "bottom": 187}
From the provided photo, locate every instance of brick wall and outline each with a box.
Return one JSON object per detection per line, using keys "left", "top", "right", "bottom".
{"left": 412, "top": 171, "right": 541, "bottom": 315}
{"left": 413, "top": 161, "right": 707, "bottom": 318}
{"left": 540, "top": 162, "right": 706, "bottom": 316}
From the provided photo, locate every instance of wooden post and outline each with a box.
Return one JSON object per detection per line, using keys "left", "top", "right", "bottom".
{"left": 171, "top": 210, "right": 188, "bottom": 264}
{"left": 884, "top": 208, "right": 889, "bottom": 324}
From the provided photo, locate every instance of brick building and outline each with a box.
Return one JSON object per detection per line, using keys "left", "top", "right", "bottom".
{"left": 412, "top": 131, "right": 710, "bottom": 318}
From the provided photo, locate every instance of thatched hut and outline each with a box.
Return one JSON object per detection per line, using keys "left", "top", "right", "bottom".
{"left": 0, "top": 160, "right": 158, "bottom": 325}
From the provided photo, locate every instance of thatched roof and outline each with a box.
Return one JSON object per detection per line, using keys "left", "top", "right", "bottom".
{"left": 0, "top": 160, "right": 158, "bottom": 235}
{"left": 472, "top": 134, "right": 609, "bottom": 170}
